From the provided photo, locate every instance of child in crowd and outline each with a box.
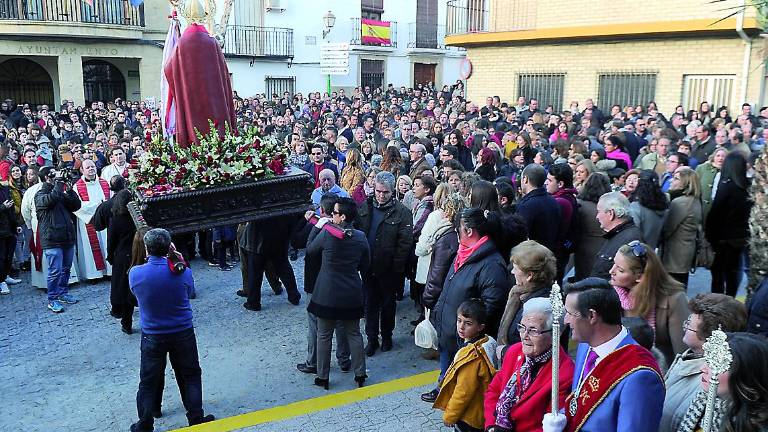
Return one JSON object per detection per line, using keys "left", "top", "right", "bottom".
{"left": 433, "top": 299, "right": 498, "bottom": 432}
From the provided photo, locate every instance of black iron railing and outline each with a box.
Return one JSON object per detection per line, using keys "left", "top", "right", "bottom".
{"left": 351, "top": 17, "right": 397, "bottom": 48}
{"left": 223, "top": 26, "right": 293, "bottom": 58}
{"left": 0, "top": 0, "right": 144, "bottom": 26}
{"left": 408, "top": 22, "right": 444, "bottom": 49}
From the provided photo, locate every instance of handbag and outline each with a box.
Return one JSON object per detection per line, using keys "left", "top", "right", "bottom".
{"left": 415, "top": 308, "right": 438, "bottom": 350}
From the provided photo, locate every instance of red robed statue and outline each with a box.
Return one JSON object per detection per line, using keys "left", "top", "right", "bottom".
{"left": 164, "top": 23, "right": 236, "bottom": 147}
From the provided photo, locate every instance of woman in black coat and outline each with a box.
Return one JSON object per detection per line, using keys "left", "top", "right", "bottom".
{"left": 106, "top": 190, "right": 137, "bottom": 334}
{"left": 431, "top": 209, "right": 509, "bottom": 375}
{"left": 705, "top": 152, "right": 753, "bottom": 297}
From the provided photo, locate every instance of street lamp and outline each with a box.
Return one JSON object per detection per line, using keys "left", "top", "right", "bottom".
{"left": 322, "top": 11, "right": 336, "bottom": 39}
{"left": 322, "top": 11, "right": 336, "bottom": 96}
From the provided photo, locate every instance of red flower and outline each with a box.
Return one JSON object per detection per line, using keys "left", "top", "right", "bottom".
{"left": 223, "top": 172, "right": 231, "bottom": 179}
{"left": 179, "top": 167, "right": 188, "bottom": 174}
{"left": 268, "top": 158, "right": 284, "bottom": 175}
{"left": 170, "top": 154, "right": 178, "bottom": 162}
{"left": 197, "top": 166, "right": 205, "bottom": 173}
{"left": 245, "top": 155, "right": 253, "bottom": 163}
{"left": 158, "top": 177, "right": 168, "bottom": 185}
{"left": 179, "top": 158, "right": 189, "bottom": 165}
{"left": 191, "top": 151, "right": 200, "bottom": 159}
{"left": 252, "top": 139, "right": 261, "bottom": 150}
{"left": 153, "top": 157, "right": 161, "bottom": 165}
{"left": 207, "top": 155, "right": 213, "bottom": 164}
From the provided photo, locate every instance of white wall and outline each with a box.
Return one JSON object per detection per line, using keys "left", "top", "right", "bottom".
{"left": 212, "top": 0, "right": 465, "bottom": 96}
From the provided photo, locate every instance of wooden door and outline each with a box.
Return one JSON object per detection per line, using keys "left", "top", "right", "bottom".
{"left": 414, "top": 63, "right": 436, "bottom": 87}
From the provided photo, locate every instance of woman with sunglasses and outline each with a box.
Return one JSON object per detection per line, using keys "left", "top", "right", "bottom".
{"left": 610, "top": 241, "right": 690, "bottom": 365}
{"left": 660, "top": 294, "right": 746, "bottom": 432}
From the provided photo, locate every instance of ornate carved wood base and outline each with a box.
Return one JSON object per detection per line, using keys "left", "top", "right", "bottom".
{"left": 130, "top": 168, "right": 313, "bottom": 233}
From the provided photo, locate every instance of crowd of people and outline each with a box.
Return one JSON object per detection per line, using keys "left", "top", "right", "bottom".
{"left": 3, "top": 82, "right": 768, "bottom": 431}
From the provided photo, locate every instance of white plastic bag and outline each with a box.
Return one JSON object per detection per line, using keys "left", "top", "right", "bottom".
{"left": 414, "top": 308, "right": 438, "bottom": 350}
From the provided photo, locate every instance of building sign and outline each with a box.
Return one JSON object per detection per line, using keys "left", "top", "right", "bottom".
{"left": 14, "top": 44, "right": 120, "bottom": 56}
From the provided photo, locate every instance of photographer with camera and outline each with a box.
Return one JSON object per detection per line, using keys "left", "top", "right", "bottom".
{"left": 34, "top": 166, "right": 81, "bottom": 313}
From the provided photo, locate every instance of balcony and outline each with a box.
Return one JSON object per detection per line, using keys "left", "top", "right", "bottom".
{"left": 0, "top": 0, "right": 144, "bottom": 26}
{"left": 445, "top": 0, "right": 535, "bottom": 36}
{"left": 350, "top": 17, "right": 397, "bottom": 48}
{"left": 223, "top": 26, "right": 293, "bottom": 59}
{"left": 407, "top": 23, "right": 465, "bottom": 52}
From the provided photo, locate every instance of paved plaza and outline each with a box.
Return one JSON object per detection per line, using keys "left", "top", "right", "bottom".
{"left": 0, "top": 254, "right": 742, "bottom": 432}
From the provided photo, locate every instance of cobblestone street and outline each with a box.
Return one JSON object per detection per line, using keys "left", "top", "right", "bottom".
{"left": 0, "top": 255, "right": 740, "bottom": 432}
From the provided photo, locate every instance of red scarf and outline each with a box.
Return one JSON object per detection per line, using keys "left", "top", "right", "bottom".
{"left": 454, "top": 235, "right": 489, "bottom": 272}
{"left": 75, "top": 178, "right": 110, "bottom": 271}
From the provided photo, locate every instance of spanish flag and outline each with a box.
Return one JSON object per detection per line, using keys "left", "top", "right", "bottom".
{"left": 361, "top": 18, "right": 391, "bottom": 45}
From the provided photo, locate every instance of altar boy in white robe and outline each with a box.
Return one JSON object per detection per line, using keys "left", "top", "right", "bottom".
{"left": 73, "top": 159, "right": 112, "bottom": 280}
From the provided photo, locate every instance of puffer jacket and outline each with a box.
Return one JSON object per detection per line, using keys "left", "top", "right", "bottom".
{"left": 432, "top": 240, "right": 509, "bottom": 354}
{"left": 34, "top": 182, "right": 81, "bottom": 249}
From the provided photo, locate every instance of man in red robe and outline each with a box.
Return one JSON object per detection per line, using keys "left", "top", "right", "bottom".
{"left": 164, "top": 23, "right": 236, "bottom": 147}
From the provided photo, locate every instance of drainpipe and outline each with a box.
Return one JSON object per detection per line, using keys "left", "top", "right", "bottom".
{"left": 736, "top": 0, "right": 752, "bottom": 105}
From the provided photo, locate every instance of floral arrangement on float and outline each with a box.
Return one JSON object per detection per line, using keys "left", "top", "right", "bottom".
{"left": 129, "top": 121, "right": 288, "bottom": 197}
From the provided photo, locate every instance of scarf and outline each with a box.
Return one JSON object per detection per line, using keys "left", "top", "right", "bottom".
{"left": 614, "top": 286, "right": 657, "bottom": 329}
{"left": 497, "top": 285, "right": 536, "bottom": 345}
{"left": 454, "top": 235, "right": 489, "bottom": 272}
{"left": 494, "top": 349, "right": 553, "bottom": 429}
{"left": 677, "top": 389, "right": 727, "bottom": 432}
{"left": 363, "top": 181, "right": 374, "bottom": 197}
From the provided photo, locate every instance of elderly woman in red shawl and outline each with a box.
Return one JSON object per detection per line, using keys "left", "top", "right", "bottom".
{"left": 484, "top": 298, "right": 574, "bottom": 432}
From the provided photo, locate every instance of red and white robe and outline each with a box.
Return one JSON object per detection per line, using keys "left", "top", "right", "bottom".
{"left": 73, "top": 177, "right": 112, "bottom": 280}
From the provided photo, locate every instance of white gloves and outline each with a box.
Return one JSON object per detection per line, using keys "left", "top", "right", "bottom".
{"left": 542, "top": 413, "right": 567, "bottom": 432}
{"left": 315, "top": 217, "right": 330, "bottom": 229}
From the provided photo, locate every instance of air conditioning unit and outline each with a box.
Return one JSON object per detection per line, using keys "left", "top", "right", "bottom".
{"left": 265, "top": 0, "right": 286, "bottom": 12}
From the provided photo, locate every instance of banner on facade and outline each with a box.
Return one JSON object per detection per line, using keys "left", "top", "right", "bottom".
{"left": 361, "top": 18, "right": 391, "bottom": 45}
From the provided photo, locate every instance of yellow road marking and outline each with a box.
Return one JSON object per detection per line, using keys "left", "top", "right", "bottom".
{"left": 173, "top": 370, "right": 440, "bottom": 432}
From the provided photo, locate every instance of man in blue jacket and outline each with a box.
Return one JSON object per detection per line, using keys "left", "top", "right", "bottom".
{"left": 543, "top": 278, "right": 664, "bottom": 432}
{"left": 516, "top": 163, "right": 561, "bottom": 252}
{"left": 129, "top": 228, "right": 214, "bottom": 431}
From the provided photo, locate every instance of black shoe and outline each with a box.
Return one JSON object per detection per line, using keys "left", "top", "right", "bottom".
{"left": 152, "top": 409, "right": 162, "bottom": 419}
{"left": 340, "top": 363, "right": 351, "bottom": 373}
{"left": 288, "top": 294, "right": 301, "bottom": 305}
{"left": 189, "top": 414, "right": 215, "bottom": 426}
{"left": 243, "top": 302, "right": 261, "bottom": 311}
{"left": 355, "top": 375, "right": 367, "bottom": 388}
{"left": 365, "top": 340, "right": 379, "bottom": 357}
{"left": 109, "top": 309, "right": 121, "bottom": 319}
{"left": 219, "top": 265, "right": 233, "bottom": 272}
{"left": 296, "top": 363, "right": 317, "bottom": 374}
{"left": 314, "top": 377, "right": 329, "bottom": 390}
{"left": 236, "top": 289, "right": 247, "bottom": 298}
{"left": 421, "top": 388, "right": 439, "bottom": 403}
{"left": 121, "top": 325, "right": 133, "bottom": 335}
{"left": 130, "top": 422, "right": 151, "bottom": 432}
{"left": 381, "top": 338, "right": 393, "bottom": 352}
{"left": 289, "top": 250, "right": 298, "bottom": 261}
{"left": 272, "top": 285, "right": 284, "bottom": 295}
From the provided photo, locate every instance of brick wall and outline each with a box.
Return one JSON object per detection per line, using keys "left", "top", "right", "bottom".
{"left": 464, "top": 37, "right": 765, "bottom": 112}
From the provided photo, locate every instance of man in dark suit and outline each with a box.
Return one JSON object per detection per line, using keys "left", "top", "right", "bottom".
{"left": 516, "top": 164, "right": 561, "bottom": 253}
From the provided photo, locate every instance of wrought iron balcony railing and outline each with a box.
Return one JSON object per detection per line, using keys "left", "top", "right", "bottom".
{"left": 0, "top": 0, "right": 144, "bottom": 26}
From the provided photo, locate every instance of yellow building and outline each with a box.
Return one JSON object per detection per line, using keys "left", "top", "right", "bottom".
{"left": 445, "top": 0, "right": 767, "bottom": 112}
{"left": 0, "top": 0, "right": 168, "bottom": 108}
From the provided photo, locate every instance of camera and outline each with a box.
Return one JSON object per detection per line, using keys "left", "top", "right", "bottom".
{"left": 53, "top": 164, "right": 78, "bottom": 184}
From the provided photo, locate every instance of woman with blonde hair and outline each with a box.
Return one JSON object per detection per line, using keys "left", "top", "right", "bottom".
{"left": 496, "top": 240, "right": 557, "bottom": 359}
{"left": 339, "top": 148, "right": 365, "bottom": 194}
{"left": 573, "top": 159, "right": 594, "bottom": 192}
{"left": 610, "top": 241, "right": 690, "bottom": 364}
{"left": 660, "top": 167, "right": 702, "bottom": 286}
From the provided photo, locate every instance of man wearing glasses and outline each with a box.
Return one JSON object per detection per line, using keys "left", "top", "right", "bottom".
{"left": 542, "top": 277, "right": 664, "bottom": 432}
{"left": 302, "top": 143, "right": 338, "bottom": 189}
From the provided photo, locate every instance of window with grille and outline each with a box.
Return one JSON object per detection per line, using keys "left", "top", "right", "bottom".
{"left": 598, "top": 72, "right": 657, "bottom": 110}
{"left": 362, "top": 0, "right": 383, "bottom": 20}
{"left": 518, "top": 73, "right": 565, "bottom": 112}
{"left": 361, "top": 59, "right": 385, "bottom": 91}
{"left": 682, "top": 75, "right": 735, "bottom": 112}
{"left": 265, "top": 76, "right": 295, "bottom": 98}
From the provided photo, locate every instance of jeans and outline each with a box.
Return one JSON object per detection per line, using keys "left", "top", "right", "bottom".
{"left": 135, "top": 328, "right": 205, "bottom": 430}
{"left": 44, "top": 246, "right": 74, "bottom": 301}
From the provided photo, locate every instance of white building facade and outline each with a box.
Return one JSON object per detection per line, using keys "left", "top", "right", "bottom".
{"left": 216, "top": 0, "right": 466, "bottom": 97}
